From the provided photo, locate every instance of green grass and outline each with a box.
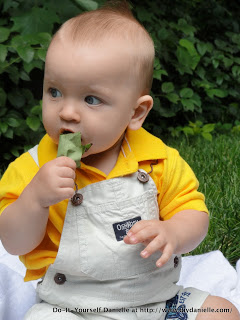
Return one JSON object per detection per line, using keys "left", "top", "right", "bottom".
{"left": 164, "top": 134, "right": 240, "bottom": 266}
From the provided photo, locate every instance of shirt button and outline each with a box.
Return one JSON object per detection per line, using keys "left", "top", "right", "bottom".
{"left": 54, "top": 273, "right": 66, "bottom": 285}
{"left": 71, "top": 193, "right": 83, "bottom": 206}
{"left": 137, "top": 171, "right": 149, "bottom": 183}
{"left": 174, "top": 256, "right": 179, "bottom": 268}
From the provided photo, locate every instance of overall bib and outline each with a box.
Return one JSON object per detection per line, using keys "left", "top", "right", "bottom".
{"left": 24, "top": 146, "right": 208, "bottom": 320}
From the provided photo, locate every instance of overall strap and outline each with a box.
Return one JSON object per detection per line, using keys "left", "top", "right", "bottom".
{"left": 28, "top": 145, "right": 39, "bottom": 167}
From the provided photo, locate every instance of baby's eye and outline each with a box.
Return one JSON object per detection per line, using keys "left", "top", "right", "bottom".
{"left": 49, "top": 88, "right": 62, "bottom": 98}
{"left": 85, "top": 96, "right": 101, "bottom": 105}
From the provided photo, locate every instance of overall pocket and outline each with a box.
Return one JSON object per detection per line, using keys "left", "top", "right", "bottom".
{"left": 76, "top": 190, "right": 163, "bottom": 281}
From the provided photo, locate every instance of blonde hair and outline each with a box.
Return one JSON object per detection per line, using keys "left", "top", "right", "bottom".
{"left": 51, "top": 0, "right": 155, "bottom": 94}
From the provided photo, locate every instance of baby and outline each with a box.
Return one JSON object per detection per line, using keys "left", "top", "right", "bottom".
{"left": 0, "top": 1, "right": 239, "bottom": 319}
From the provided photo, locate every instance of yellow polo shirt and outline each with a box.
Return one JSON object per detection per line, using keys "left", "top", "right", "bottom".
{"left": 0, "top": 128, "right": 208, "bottom": 281}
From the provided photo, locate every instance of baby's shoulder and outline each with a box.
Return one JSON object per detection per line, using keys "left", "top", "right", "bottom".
{"left": 2, "top": 147, "right": 39, "bottom": 184}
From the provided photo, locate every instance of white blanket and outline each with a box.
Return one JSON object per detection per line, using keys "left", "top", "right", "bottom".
{"left": 0, "top": 242, "right": 239, "bottom": 320}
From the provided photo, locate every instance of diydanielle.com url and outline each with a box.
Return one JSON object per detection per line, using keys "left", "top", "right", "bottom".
{"left": 52, "top": 306, "right": 233, "bottom": 314}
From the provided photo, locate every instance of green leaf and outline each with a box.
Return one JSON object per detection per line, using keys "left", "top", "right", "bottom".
{"left": 11, "top": 7, "right": 60, "bottom": 34}
{"left": 177, "top": 19, "right": 196, "bottom": 36}
{"left": 5, "top": 128, "right": 14, "bottom": 139}
{"left": 7, "top": 65, "right": 20, "bottom": 84}
{"left": 0, "top": 107, "right": 7, "bottom": 117}
{"left": 202, "top": 124, "right": 215, "bottom": 133}
{"left": 166, "top": 93, "right": 179, "bottom": 104}
{"left": 232, "top": 66, "right": 240, "bottom": 78}
{"left": 180, "top": 88, "right": 193, "bottom": 98}
{"left": 197, "top": 42, "right": 208, "bottom": 56}
{"left": 7, "top": 118, "right": 21, "bottom": 128}
{"left": 31, "top": 105, "right": 42, "bottom": 115}
{"left": 23, "top": 59, "right": 43, "bottom": 73}
{"left": 11, "top": 146, "right": 20, "bottom": 158}
{"left": 136, "top": 7, "right": 153, "bottom": 22}
{"left": 16, "top": 47, "right": 35, "bottom": 63}
{"left": 20, "top": 70, "right": 31, "bottom": 81}
{"left": 26, "top": 116, "right": 41, "bottom": 131}
{"left": 37, "top": 48, "right": 47, "bottom": 61}
{"left": 162, "top": 82, "right": 174, "bottom": 93}
{"left": 181, "top": 99, "right": 195, "bottom": 111}
{"left": 223, "top": 58, "right": 233, "bottom": 68}
{"left": 179, "top": 39, "right": 197, "bottom": 56}
{"left": 201, "top": 132, "right": 212, "bottom": 141}
{"left": 0, "top": 27, "right": 10, "bottom": 43}
{"left": 183, "top": 127, "right": 194, "bottom": 135}
{"left": 158, "top": 28, "right": 170, "bottom": 41}
{"left": 206, "top": 89, "right": 228, "bottom": 98}
{"left": 0, "top": 88, "right": 7, "bottom": 107}
{"left": 191, "top": 93, "right": 202, "bottom": 108}
{"left": 177, "top": 46, "right": 200, "bottom": 71}
{"left": 212, "top": 59, "right": 219, "bottom": 69}
{"left": 0, "top": 122, "right": 8, "bottom": 134}
{"left": 8, "top": 90, "right": 26, "bottom": 108}
{"left": 0, "top": 44, "right": 7, "bottom": 62}
{"left": 37, "top": 33, "right": 52, "bottom": 47}
{"left": 74, "top": 0, "right": 98, "bottom": 11}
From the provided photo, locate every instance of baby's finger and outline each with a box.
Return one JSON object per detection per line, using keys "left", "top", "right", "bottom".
{"left": 126, "top": 225, "right": 158, "bottom": 244}
{"left": 140, "top": 235, "right": 165, "bottom": 258}
{"left": 56, "top": 156, "right": 77, "bottom": 170}
{"left": 59, "top": 177, "right": 75, "bottom": 189}
{"left": 58, "top": 167, "right": 76, "bottom": 180}
{"left": 127, "top": 219, "right": 157, "bottom": 238}
{"left": 155, "top": 244, "right": 173, "bottom": 268}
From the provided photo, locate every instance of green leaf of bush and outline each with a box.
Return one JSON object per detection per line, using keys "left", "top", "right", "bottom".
{"left": 183, "top": 127, "right": 194, "bottom": 135}
{"left": 206, "top": 89, "right": 228, "bottom": 98}
{"left": 0, "top": 88, "right": 7, "bottom": 107}
{"left": 181, "top": 98, "right": 195, "bottom": 111}
{"left": 16, "top": 47, "right": 35, "bottom": 63}
{"left": 202, "top": 124, "right": 215, "bottom": 133}
{"left": 74, "top": 0, "right": 98, "bottom": 11}
{"left": 11, "top": 7, "right": 60, "bottom": 34}
{"left": 166, "top": 93, "right": 179, "bottom": 104}
{"left": 26, "top": 116, "right": 41, "bottom": 131}
{"left": 162, "top": 82, "right": 174, "bottom": 93}
{"left": 0, "top": 45, "right": 7, "bottom": 62}
{"left": 7, "top": 118, "right": 21, "bottom": 128}
{"left": 0, "top": 122, "right": 8, "bottom": 134}
{"left": 179, "top": 39, "right": 197, "bottom": 56}
{"left": 201, "top": 132, "right": 212, "bottom": 141}
{"left": 180, "top": 88, "right": 194, "bottom": 98}
{"left": 0, "top": 27, "right": 10, "bottom": 43}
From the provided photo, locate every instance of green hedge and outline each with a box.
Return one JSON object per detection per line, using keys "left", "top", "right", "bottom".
{"left": 132, "top": 1, "right": 240, "bottom": 136}
{"left": 0, "top": 0, "right": 240, "bottom": 171}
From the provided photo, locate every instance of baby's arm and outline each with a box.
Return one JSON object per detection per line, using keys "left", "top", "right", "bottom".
{"left": 124, "top": 210, "right": 209, "bottom": 267}
{"left": 0, "top": 157, "right": 76, "bottom": 255}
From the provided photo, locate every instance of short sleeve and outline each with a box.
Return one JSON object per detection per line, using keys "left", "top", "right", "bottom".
{"left": 158, "top": 148, "right": 208, "bottom": 220}
{"left": 0, "top": 152, "right": 39, "bottom": 215}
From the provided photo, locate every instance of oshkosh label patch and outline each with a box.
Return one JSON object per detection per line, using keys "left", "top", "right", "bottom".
{"left": 113, "top": 216, "right": 141, "bottom": 241}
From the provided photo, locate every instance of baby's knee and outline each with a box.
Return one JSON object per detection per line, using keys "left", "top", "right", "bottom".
{"left": 196, "top": 295, "right": 240, "bottom": 320}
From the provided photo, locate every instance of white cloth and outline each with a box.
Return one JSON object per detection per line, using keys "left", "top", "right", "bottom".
{"left": 0, "top": 242, "right": 239, "bottom": 320}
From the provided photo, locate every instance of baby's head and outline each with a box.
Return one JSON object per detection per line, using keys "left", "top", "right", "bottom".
{"left": 42, "top": 0, "right": 155, "bottom": 161}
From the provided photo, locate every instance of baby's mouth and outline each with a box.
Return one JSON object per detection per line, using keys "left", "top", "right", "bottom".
{"left": 60, "top": 129, "right": 74, "bottom": 135}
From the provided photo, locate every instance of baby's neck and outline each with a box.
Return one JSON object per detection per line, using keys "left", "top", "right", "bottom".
{"left": 82, "top": 136, "right": 124, "bottom": 176}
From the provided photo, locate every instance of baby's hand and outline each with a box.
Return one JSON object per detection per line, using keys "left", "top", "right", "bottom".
{"left": 30, "top": 156, "right": 76, "bottom": 208}
{"left": 124, "top": 219, "right": 178, "bottom": 268}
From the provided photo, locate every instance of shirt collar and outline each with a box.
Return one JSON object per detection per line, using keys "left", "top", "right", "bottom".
{"left": 124, "top": 127, "right": 167, "bottom": 162}
{"left": 38, "top": 128, "right": 167, "bottom": 178}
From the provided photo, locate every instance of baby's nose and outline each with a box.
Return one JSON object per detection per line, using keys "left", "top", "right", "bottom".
{"left": 59, "top": 103, "right": 81, "bottom": 123}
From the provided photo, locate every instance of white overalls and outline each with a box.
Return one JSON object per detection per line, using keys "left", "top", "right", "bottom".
{"left": 24, "top": 145, "right": 208, "bottom": 320}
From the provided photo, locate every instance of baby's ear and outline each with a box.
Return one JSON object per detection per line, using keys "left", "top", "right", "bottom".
{"left": 128, "top": 95, "right": 153, "bottom": 131}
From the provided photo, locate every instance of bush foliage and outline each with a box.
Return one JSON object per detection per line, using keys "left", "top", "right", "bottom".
{"left": 0, "top": 0, "right": 240, "bottom": 170}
